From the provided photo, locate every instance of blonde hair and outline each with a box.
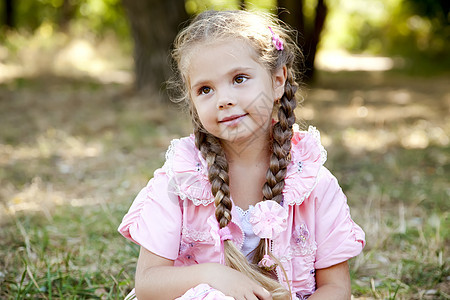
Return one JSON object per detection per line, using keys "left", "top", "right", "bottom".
{"left": 169, "top": 10, "right": 304, "bottom": 299}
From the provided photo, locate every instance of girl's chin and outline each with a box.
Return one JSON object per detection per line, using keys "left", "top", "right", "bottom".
{"left": 205, "top": 119, "right": 271, "bottom": 147}
{"left": 218, "top": 129, "right": 266, "bottom": 150}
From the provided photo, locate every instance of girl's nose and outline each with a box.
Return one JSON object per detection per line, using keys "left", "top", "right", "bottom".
{"left": 217, "top": 93, "right": 236, "bottom": 110}
{"left": 217, "top": 101, "right": 235, "bottom": 109}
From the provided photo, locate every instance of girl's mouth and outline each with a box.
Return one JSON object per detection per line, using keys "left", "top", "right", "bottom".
{"left": 219, "top": 114, "right": 248, "bottom": 126}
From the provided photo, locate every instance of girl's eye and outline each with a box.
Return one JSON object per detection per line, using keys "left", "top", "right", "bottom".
{"left": 199, "top": 86, "right": 211, "bottom": 95}
{"left": 234, "top": 75, "right": 248, "bottom": 84}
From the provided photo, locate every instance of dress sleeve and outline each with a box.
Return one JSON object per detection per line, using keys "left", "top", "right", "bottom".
{"left": 117, "top": 166, "right": 182, "bottom": 260}
{"left": 312, "top": 168, "right": 365, "bottom": 269}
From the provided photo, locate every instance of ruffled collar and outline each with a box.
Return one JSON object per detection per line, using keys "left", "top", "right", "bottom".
{"left": 165, "top": 125, "right": 327, "bottom": 207}
{"left": 282, "top": 125, "right": 327, "bottom": 205}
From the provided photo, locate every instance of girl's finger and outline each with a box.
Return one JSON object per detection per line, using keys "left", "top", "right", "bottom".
{"left": 253, "top": 287, "right": 272, "bottom": 300}
{"left": 244, "top": 292, "right": 259, "bottom": 300}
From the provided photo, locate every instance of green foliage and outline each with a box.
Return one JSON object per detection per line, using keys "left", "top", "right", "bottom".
{"left": 75, "top": 0, "right": 130, "bottom": 39}
{"left": 184, "top": 0, "right": 238, "bottom": 14}
{"left": 184, "top": 0, "right": 277, "bottom": 15}
{"left": 323, "top": 0, "right": 449, "bottom": 57}
{"left": 320, "top": 0, "right": 450, "bottom": 75}
{"left": 407, "top": 0, "right": 449, "bottom": 22}
{"left": 0, "top": 0, "right": 130, "bottom": 39}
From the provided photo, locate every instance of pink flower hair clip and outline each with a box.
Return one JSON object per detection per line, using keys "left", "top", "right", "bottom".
{"left": 268, "top": 26, "right": 283, "bottom": 51}
{"left": 249, "top": 200, "right": 288, "bottom": 270}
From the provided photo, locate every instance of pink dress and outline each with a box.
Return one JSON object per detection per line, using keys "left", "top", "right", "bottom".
{"left": 118, "top": 126, "right": 365, "bottom": 299}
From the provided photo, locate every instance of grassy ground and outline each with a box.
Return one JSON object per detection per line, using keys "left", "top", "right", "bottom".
{"left": 0, "top": 56, "right": 449, "bottom": 298}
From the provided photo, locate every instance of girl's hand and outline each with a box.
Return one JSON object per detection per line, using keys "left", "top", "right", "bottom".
{"left": 202, "top": 263, "right": 273, "bottom": 300}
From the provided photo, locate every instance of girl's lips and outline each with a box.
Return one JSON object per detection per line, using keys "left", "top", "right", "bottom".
{"left": 219, "top": 114, "right": 248, "bottom": 123}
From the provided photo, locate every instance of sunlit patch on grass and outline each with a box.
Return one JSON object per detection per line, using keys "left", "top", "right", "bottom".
{"left": 0, "top": 63, "right": 22, "bottom": 83}
{"left": 399, "top": 120, "right": 449, "bottom": 149}
{"left": 4, "top": 177, "right": 64, "bottom": 217}
{"left": 0, "top": 129, "right": 102, "bottom": 163}
{"left": 340, "top": 123, "right": 448, "bottom": 153}
{"left": 316, "top": 50, "right": 401, "bottom": 72}
{"left": 0, "top": 129, "right": 107, "bottom": 219}
{"left": 342, "top": 128, "right": 397, "bottom": 152}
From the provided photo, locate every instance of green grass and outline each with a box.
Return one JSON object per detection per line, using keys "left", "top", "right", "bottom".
{"left": 338, "top": 144, "right": 449, "bottom": 299}
{"left": 1, "top": 204, "right": 139, "bottom": 299}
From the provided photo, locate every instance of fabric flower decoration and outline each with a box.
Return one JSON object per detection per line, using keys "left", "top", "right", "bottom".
{"left": 249, "top": 200, "right": 288, "bottom": 239}
{"left": 250, "top": 200, "right": 287, "bottom": 271}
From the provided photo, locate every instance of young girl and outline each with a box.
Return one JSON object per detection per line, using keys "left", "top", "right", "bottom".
{"left": 118, "top": 10, "right": 365, "bottom": 300}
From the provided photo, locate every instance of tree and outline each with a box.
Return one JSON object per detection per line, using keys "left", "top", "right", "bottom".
{"left": 4, "top": 0, "right": 14, "bottom": 29}
{"left": 278, "top": 0, "right": 328, "bottom": 81}
{"left": 406, "top": 0, "right": 449, "bottom": 23}
{"left": 121, "top": 0, "right": 188, "bottom": 96}
{"left": 59, "top": 0, "right": 79, "bottom": 32}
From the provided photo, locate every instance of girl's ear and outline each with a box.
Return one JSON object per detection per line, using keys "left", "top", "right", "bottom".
{"left": 273, "top": 65, "right": 287, "bottom": 102}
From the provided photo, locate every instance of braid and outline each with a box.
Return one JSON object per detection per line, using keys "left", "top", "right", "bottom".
{"left": 194, "top": 123, "right": 232, "bottom": 228}
{"left": 262, "top": 73, "right": 297, "bottom": 203}
{"left": 252, "top": 73, "right": 298, "bottom": 266}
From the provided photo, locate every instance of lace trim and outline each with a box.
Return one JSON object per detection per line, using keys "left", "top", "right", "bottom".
{"left": 172, "top": 188, "right": 213, "bottom": 206}
{"left": 165, "top": 138, "right": 180, "bottom": 178}
{"left": 291, "top": 241, "right": 318, "bottom": 257}
{"left": 230, "top": 219, "right": 246, "bottom": 251}
{"left": 235, "top": 205, "right": 254, "bottom": 217}
{"left": 164, "top": 137, "right": 214, "bottom": 206}
{"left": 276, "top": 241, "right": 317, "bottom": 261}
{"left": 307, "top": 125, "right": 327, "bottom": 165}
{"left": 182, "top": 226, "right": 213, "bottom": 242}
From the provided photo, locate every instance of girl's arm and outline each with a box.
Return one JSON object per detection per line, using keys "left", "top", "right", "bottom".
{"left": 307, "top": 261, "right": 351, "bottom": 300}
{"left": 135, "top": 247, "right": 272, "bottom": 300}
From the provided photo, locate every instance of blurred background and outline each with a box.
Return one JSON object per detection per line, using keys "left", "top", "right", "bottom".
{"left": 0, "top": 0, "right": 448, "bottom": 299}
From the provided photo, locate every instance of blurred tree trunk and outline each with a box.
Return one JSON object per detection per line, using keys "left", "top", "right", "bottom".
{"left": 278, "top": 0, "right": 328, "bottom": 81}
{"left": 4, "top": 0, "right": 14, "bottom": 29}
{"left": 59, "top": 0, "right": 78, "bottom": 32}
{"left": 121, "top": 0, "right": 188, "bottom": 97}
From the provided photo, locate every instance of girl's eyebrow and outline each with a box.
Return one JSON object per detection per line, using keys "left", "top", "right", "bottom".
{"left": 190, "top": 79, "right": 211, "bottom": 91}
{"left": 190, "top": 67, "right": 254, "bottom": 90}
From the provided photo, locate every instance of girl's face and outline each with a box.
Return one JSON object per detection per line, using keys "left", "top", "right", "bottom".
{"left": 187, "top": 39, "right": 286, "bottom": 147}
